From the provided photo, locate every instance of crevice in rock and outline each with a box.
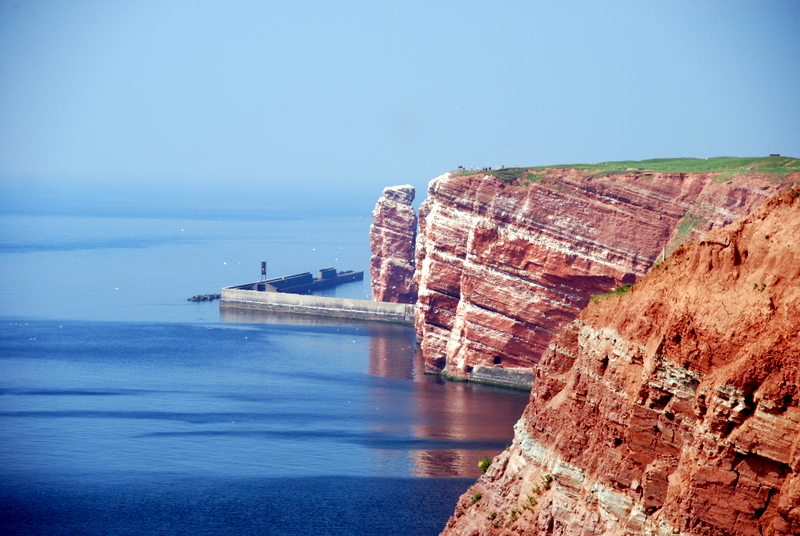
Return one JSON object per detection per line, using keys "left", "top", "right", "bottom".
{"left": 599, "top": 356, "right": 609, "bottom": 377}
{"left": 646, "top": 390, "right": 673, "bottom": 411}
{"left": 695, "top": 393, "right": 707, "bottom": 419}
{"left": 732, "top": 244, "right": 743, "bottom": 266}
{"left": 721, "top": 420, "right": 737, "bottom": 438}
{"left": 643, "top": 505, "right": 660, "bottom": 516}
{"left": 780, "top": 392, "right": 793, "bottom": 412}
{"left": 741, "top": 392, "right": 756, "bottom": 421}
{"left": 754, "top": 487, "right": 776, "bottom": 519}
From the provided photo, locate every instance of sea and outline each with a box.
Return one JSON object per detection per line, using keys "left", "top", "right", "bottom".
{"left": 0, "top": 209, "right": 530, "bottom": 535}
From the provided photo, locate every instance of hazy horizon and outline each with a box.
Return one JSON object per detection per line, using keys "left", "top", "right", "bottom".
{"left": 2, "top": 0, "right": 799, "bottom": 218}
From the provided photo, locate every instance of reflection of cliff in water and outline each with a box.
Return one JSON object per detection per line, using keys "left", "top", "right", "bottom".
{"left": 366, "top": 323, "right": 419, "bottom": 381}
{"left": 218, "top": 309, "right": 528, "bottom": 479}
{"left": 367, "top": 325, "right": 529, "bottom": 478}
{"left": 410, "top": 379, "right": 529, "bottom": 477}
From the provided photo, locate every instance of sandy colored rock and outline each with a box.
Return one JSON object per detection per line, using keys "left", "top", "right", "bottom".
{"left": 440, "top": 187, "right": 800, "bottom": 536}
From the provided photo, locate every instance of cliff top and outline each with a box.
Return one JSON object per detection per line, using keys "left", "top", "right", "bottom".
{"left": 454, "top": 155, "right": 800, "bottom": 184}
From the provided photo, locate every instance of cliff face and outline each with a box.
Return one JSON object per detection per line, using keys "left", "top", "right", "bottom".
{"left": 415, "top": 168, "right": 797, "bottom": 383}
{"left": 370, "top": 185, "right": 417, "bottom": 304}
{"left": 440, "top": 188, "right": 800, "bottom": 536}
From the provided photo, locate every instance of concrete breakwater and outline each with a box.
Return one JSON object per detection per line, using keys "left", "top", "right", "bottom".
{"left": 220, "top": 287, "right": 415, "bottom": 324}
{"left": 228, "top": 268, "right": 363, "bottom": 294}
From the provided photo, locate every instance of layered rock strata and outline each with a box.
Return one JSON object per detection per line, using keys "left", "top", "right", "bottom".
{"left": 440, "top": 188, "right": 800, "bottom": 536}
{"left": 415, "top": 169, "right": 797, "bottom": 383}
{"left": 370, "top": 185, "right": 417, "bottom": 304}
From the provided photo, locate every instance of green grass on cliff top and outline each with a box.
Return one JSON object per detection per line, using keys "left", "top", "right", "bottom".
{"left": 477, "top": 156, "right": 800, "bottom": 183}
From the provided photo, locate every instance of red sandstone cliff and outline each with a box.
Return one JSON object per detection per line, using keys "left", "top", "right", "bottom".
{"left": 415, "top": 168, "right": 798, "bottom": 385}
{"left": 440, "top": 188, "right": 800, "bottom": 536}
{"left": 370, "top": 185, "right": 418, "bottom": 304}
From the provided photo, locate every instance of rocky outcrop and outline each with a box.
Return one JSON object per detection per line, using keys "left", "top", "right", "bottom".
{"left": 370, "top": 185, "right": 417, "bottom": 304}
{"left": 440, "top": 188, "right": 800, "bottom": 536}
{"left": 415, "top": 168, "right": 798, "bottom": 383}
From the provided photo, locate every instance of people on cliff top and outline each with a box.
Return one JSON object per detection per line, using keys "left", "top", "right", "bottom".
{"left": 457, "top": 165, "right": 496, "bottom": 171}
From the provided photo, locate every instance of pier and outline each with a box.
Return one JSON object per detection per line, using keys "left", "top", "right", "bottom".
{"left": 220, "top": 267, "right": 414, "bottom": 324}
{"left": 227, "top": 267, "right": 363, "bottom": 294}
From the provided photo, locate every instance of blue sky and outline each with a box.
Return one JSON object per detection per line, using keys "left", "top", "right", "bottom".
{"left": 1, "top": 0, "right": 799, "bottom": 217}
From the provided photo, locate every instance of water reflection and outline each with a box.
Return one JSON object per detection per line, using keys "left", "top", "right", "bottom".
{"left": 220, "top": 308, "right": 530, "bottom": 478}
{"left": 220, "top": 307, "right": 375, "bottom": 326}
{"left": 366, "top": 327, "right": 529, "bottom": 478}
{"left": 366, "top": 323, "right": 418, "bottom": 381}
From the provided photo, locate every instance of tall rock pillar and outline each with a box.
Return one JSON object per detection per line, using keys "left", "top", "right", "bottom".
{"left": 370, "top": 185, "right": 417, "bottom": 304}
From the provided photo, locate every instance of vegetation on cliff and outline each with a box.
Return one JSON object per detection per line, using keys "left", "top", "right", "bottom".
{"left": 589, "top": 283, "right": 633, "bottom": 302}
{"left": 469, "top": 155, "right": 800, "bottom": 184}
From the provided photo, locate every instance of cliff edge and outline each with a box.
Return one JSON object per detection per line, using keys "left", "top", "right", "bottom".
{"left": 440, "top": 187, "right": 800, "bottom": 536}
{"left": 415, "top": 160, "right": 799, "bottom": 386}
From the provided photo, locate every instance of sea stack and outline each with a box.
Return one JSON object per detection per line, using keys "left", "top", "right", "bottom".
{"left": 370, "top": 184, "right": 418, "bottom": 304}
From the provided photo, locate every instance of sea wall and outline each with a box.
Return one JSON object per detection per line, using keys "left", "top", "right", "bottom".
{"left": 229, "top": 270, "right": 363, "bottom": 294}
{"left": 220, "top": 287, "right": 414, "bottom": 324}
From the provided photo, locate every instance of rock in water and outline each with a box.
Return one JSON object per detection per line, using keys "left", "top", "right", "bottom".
{"left": 440, "top": 187, "right": 800, "bottom": 536}
{"left": 414, "top": 168, "right": 797, "bottom": 381}
{"left": 370, "top": 185, "right": 417, "bottom": 304}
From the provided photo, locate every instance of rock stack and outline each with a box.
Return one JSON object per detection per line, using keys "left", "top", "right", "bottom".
{"left": 369, "top": 185, "right": 418, "bottom": 304}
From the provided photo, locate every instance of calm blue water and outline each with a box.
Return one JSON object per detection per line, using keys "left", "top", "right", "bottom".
{"left": 0, "top": 213, "right": 529, "bottom": 535}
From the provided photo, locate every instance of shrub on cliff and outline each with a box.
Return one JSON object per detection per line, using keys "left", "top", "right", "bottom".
{"left": 478, "top": 456, "right": 492, "bottom": 474}
{"left": 590, "top": 284, "right": 633, "bottom": 302}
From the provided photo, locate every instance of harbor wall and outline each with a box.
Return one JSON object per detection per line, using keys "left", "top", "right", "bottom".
{"left": 228, "top": 270, "right": 363, "bottom": 294}
{"left": 220, "top": 288, "right": 414, "bottom": 324}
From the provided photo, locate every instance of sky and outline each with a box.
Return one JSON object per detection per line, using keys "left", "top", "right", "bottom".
{"left": 1, "top": 0, "right": 799, "bottom": 218}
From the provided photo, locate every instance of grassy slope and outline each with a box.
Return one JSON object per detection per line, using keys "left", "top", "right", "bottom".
{"left": 470, "top": 156, "right": 800, "bottom": 183}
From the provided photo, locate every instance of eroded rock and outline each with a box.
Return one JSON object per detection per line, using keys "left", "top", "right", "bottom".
{"left": 370, "top": 185, "right": 417, "bottom": 304}
{"left": 440, "top": 187, "right": 800, "bottom": 536}
{"left": 415, "top": 168, "right": 798, "bottom": 382}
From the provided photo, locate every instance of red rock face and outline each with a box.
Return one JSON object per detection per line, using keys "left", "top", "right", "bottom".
{"left": 370, "top": 185, "right": 417, "bottom": 304}
{"left": 440, "top": 188, "right": 800, "bottom": 536}
{"left": 415, "top": 169, "right": 798, "bottom": 382}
